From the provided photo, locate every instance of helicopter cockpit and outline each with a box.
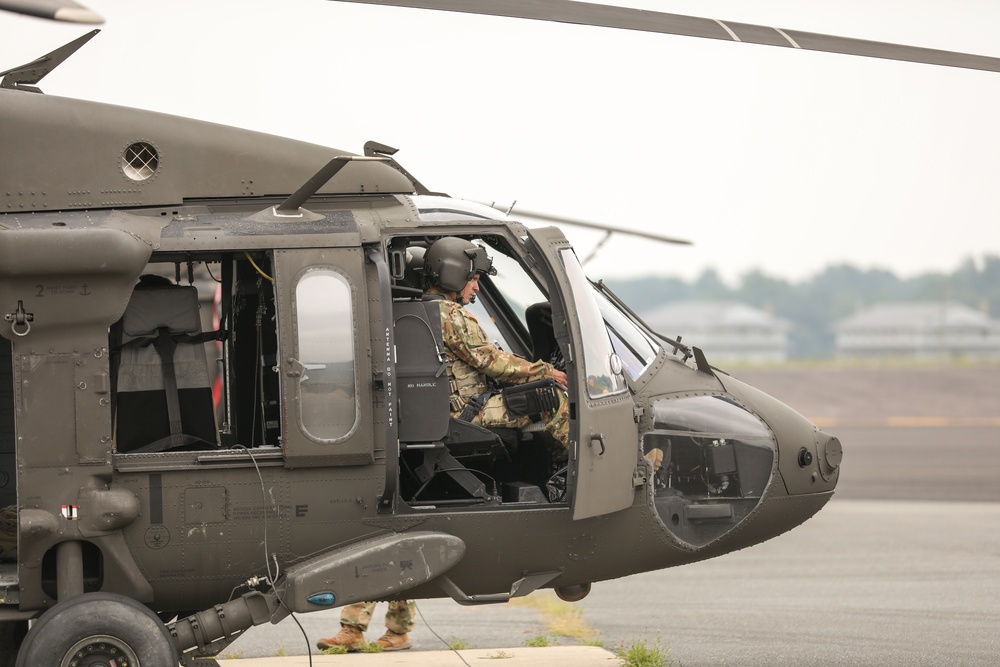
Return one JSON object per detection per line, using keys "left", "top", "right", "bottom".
{"left": 386, "top": 234, "right": 574, "bottom": 508}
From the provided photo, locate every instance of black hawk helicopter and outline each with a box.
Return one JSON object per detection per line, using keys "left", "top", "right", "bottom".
{"left": 2, "top": 1, "right": 997, "bottom": 665}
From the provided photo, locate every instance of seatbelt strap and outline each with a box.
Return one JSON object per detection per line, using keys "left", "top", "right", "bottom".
{"left": 152, "top": 327, "right": 184, "bottom": 444}
{"left": 459, "top": 390, "right": 493, "bottom": 422}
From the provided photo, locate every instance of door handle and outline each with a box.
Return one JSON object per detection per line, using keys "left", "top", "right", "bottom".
{"left": 590, "top": 433, "right": 606, "bottom": 456}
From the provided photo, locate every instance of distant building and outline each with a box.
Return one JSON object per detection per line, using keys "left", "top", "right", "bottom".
{"left": 834, "top": 301, "right": 1000, "bottom": 360}
{"left": 640, "top": 301, "right": 790, "bottom": 364}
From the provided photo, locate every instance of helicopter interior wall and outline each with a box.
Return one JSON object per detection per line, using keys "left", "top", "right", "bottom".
{"left": 643, "top": 430, "right": 775, "bottom": 548}
{"left": 227, "top": 256, "right": 281, "bottom": 448}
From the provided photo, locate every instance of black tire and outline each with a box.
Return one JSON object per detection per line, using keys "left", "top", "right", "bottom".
{"left": 15, "top": 592, "right": 178, "bottom": 667}
{"left": 0, "top": 620, "right": 28, "bottom": 667}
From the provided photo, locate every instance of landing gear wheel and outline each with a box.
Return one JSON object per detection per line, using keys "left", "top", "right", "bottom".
{"left": 15, "top": 592, "right": 178, "bottom": 667}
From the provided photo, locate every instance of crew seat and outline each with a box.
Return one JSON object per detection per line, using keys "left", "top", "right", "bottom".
{"left": 393, "top": 297, "right": 510, "bottom": 502}
{"left": 113, "top": 279, "right": 220, "bottom": 453}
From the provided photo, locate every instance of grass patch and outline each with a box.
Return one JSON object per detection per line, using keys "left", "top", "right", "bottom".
{"left": 524, "top": 634, "right": 552, "bottom": 647}
{"left": 510, "top": 591, "right": 597, "bottom": 642}
{"left": 320, "top": 646, "right": 348, "bottom": 655}
{"left": 487, "top": 650, "right": 514, "bottom": 659}
{"left": 614, "top": 637, "right": 677, "bottom": 667}
{"left": 448, "top": 636, "right": 473, "bottom": 650}
{"left": 360, "top": 643, "right": 384, "bottom": 653}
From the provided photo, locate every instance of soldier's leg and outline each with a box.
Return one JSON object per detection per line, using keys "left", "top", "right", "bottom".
{"left": 316, "top": 601, "right": 374, "bottom": 651}
{"left": 477, "top": 395, "right": 533, "bottom": 431}
{"left": 374, "top": 600, "right": 415, "bottom": 651}
{"left": 340, "top": 601, "right": 376, "bottom": 631}
{"left": 384, "top": 600, "right": 416, "bottom": 634}
{"left": 480, "top": 391, "right": 569, "bottom": 471}
{"left": 539, "top": 387, "right": 569, "bottom": 457}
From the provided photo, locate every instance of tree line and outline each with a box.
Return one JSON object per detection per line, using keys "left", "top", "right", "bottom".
{"left": 604, "top": 254, "right": 1000, "bottom": 359}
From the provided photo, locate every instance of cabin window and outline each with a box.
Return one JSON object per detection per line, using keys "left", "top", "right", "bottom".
{"left": 294, "top": 268, "right": 357, "bottom": 442}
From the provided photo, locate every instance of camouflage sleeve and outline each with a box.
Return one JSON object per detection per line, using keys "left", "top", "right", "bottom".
{"left": 440, "top": 301, "right": 554, "bottom": 383}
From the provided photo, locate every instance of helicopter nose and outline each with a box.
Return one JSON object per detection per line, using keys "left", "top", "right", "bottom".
{"left": 718, "top": 374, "right": 842, "bottom": 497}
{"left": 817, "top": 430, "right": 843, "bottom": 478}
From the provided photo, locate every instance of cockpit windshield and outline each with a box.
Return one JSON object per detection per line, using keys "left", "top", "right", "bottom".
{"left": 593, "top": 288, "right": 660, "bottom": 381}
{"left": 557, "top": 248, "right": 628, "bottom": 398}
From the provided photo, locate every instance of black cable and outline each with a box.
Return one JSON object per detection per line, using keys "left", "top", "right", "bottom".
{"left": 413, "top": 601, "right": 472, "bottom": 667}
{"left": 204, "top": 261, "right": 223, "bottom": 284}
{"left": 236, "top": 445, "right": 313, "bottom": 667}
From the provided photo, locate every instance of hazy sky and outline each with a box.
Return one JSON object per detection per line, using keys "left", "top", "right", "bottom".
{"left": 3, "top": 0, "right": 999, "bottom": 284}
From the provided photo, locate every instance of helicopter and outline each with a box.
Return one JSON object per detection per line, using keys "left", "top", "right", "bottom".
{"left": 2, "top": 1, "right": 998, "bottom": 666}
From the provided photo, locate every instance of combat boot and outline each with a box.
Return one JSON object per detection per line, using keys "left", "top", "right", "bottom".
{"left": 316, "top": 625, "right": 366, "bottom": 651}
{"left": 374, "top": 629, "right": 412, "bottom": 651}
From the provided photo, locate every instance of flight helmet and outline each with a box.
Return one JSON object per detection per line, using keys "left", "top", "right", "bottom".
{"left": 424, "top": 237, "right": 496, "bottom": 292}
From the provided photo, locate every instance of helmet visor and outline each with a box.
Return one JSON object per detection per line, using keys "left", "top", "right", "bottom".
{"left": 466, "top": 247, "right": 497, "bottom": 278}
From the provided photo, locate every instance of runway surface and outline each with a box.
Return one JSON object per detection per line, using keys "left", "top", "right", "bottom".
{"left": 225, "top": 366, "right": 1000, "bottom": 666}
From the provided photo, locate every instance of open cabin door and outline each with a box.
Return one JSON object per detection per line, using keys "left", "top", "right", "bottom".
{"left": 525, "top": 228, "right": 638, "bottom": 519}
{"left": 274, "top": 248, "right": 374, "bottom": 467}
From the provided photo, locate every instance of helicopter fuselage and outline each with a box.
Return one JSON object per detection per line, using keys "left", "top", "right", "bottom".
{"left": 0, "top": 87, "right": 839, "bottom": 661}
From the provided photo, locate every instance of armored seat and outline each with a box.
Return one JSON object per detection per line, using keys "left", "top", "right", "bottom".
{"left": 393, "top": 297, "right": 510, "bottom": 501}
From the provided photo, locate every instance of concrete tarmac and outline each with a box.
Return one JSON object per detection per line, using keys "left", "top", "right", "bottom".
{"left": 221, "top": 496, "right": 1000, "bottom": 666}
{"left": 217, "top": 646, "right": 616, "bottom": 666}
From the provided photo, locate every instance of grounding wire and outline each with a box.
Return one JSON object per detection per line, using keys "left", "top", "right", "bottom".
{"left": 413, "top": 600, "right": 473, "bottom": 667}
{"left": 236, "top": 444, "right": 314, "bottom": 667}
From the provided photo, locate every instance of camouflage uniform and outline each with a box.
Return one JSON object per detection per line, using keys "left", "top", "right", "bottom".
{"left": 339, "top": 600, "right": 415, "bottom": 634}
{"left": 427, "top": 287, "right": 569, "bottom": 460}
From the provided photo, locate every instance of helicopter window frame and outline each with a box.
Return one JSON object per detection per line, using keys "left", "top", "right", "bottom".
{"left": 292, "top": 266, "right": 360, "bottom": 444}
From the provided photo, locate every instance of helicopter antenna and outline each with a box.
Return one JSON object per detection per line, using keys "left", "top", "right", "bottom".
{"left": 364, "top": 140, "right": 447, "bottom": 196}
{"left": 0, "top": 29, "right": 99, "bottom": 93}
{"left": 273, "top": 155, "right": 390, "bottom": 217}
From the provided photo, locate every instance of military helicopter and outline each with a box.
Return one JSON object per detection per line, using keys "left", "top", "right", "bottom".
{"left": 2, "top": 1, "right": 998, "bottom": 666}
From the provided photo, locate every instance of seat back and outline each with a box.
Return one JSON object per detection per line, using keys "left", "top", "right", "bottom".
{"left": 114, "top": 284, "right": 218, "bottom": 452}
{"left": 393, "top": 299, "right": 450, "bottom": 443}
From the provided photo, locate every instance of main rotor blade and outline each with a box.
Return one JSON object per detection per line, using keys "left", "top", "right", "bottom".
{"left": 508, "top": 207, "right": 692, "bottom": 246}
{"left": 333, "top": 0, "right": 1000, "bottom": 73}
{"left": 0, "top": 0, "right": 103, "bottom": 23}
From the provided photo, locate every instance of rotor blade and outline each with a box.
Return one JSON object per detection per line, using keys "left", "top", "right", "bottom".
{"left": 507, "top": 207, "right": 692, "bottom": 246}
{"left": 332, "top": 0, "right": 1000, "bottom": 73}
{"left": 0, "top": 0, "right": 103, "bottom": 23}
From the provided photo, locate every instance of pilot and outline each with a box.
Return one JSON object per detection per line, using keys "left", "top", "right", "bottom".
{"left": 423, "top": 237, "right": 570, "bottom": 463}
{"left": 316, "top": 600, "right": 415, "bottom": 652}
